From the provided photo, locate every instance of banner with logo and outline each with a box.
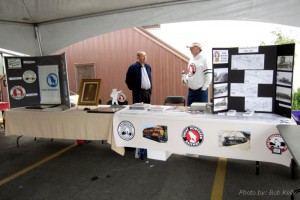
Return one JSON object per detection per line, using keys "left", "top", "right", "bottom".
{"left": 38, "top": 65, "right": 61, "bottom": 104}
{"left": 113, "top": 108, "right": 293, "bottom": 167}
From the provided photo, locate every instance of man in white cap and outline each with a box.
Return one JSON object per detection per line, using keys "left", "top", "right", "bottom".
{"left": 183, "top": 42, "right": 212, "bottom": 106}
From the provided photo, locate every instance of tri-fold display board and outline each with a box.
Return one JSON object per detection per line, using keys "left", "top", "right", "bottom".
{"left": 212, "top": 44, "right": 295, "bottom": 118}
{"left": 4, "top": 54, "right": 70, "bottom": 109}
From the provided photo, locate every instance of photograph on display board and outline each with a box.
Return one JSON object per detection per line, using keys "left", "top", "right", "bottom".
{"left": 214, "top": 83, "right": 228, "bottom": 98}
{"left": 276, "top": 86, "right": 292, "bottom": 103}
{"left": 214, "top": 68, "right": 228, "bottom": 83}
{"left": 244, "top": 70, "right": 273, "bottom": 84}
{"left": 78, "top": 79, "right": 101, "bottom": 106}
{"left": 277, "top": 56, "right": 293, "bottom": 71}
{"left": 143, "top": 125, "right": 168, "bottom": 143}
{"left": 218, "top": 130, "right": 251, "bottom": 151}
{"left": 245, "top": 97, "right": 272, "bottom": 112}
{"left": 213, "top": 97, "right": 228, "bottom": 112}
{"left": 277, "top": 71, "right": 292, "bottom": 87}
{"left": 231, "top": 54, "right": 264, "bottom": 70}
{"left": 213, "top": 50, "right": 228, "bottom": 64}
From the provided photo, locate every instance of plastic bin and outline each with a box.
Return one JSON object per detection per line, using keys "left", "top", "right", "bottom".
{"left": 292, "top": 110, "right": 300, "bottom": 125}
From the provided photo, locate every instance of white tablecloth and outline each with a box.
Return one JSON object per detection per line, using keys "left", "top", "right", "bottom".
{"left": 5, "top": 107, "right": 124, "bottom": 155}
{"left": 113, "top": 107, "right": 294, "bottom": 166}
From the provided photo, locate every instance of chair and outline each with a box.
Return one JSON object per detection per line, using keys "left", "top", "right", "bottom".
{"left": 164, "top": 96, "right": 186, "bottom": 106}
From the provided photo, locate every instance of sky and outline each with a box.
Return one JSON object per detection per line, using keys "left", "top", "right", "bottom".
{"left": 148, "top": 20, "right": 300, "bottom": 90}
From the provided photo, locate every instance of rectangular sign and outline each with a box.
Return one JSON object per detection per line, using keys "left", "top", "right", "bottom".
{"left": 38, "top": 65, "right": 61, "bottom": 104}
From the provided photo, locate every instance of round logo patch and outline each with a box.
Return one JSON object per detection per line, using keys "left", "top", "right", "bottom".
{"left": 47, "top": 73, "right": 58, "bottom": 87}
{"left": 23, "top": 70, "right": 37, "bottom": 83}
{"left": 118, "top": 92, "right": 126, "bottom": 103}
{"left": 10, "top": 86, "right": 26, "bottom": 100}
{"left": 266, "top": 134, "right": 287, "bottom": 153}
{"left": 188, "top": 63, "right": 196, "bottom": 77}
{"left": 182, "top": 125, "right": 204, "bottom": 146}
{"left": 117, "top": 121, "right": 135, "bottom": 141}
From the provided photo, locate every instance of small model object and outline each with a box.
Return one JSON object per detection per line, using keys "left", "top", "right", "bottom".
{"left": 110, "top": 89, "right": 122, "bottom": 105}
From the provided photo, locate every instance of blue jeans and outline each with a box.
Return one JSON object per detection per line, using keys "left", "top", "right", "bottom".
{"left": 188, "top": 88, "right": 208, "bottom": 106}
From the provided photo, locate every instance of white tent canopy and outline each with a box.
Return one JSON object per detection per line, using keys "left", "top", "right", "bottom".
{"left": 1, "top": 0, "right": 300, "bottom": 56}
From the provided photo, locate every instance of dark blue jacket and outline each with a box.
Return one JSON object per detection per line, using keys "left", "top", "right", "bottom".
{"left": 125, "top": 62, "right": 152, "bottom": 96}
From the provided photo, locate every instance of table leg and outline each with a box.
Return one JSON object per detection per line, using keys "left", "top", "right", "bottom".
{"left": 291, "top": 159, "right": 299, "bottom": 179}
{"left": 17, "top": 135, "right": 23, "bottom": 147}
{"left": 256, "top": 161, "right": 260, "bottom": 175}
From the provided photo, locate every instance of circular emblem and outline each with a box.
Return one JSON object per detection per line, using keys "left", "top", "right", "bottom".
{"left": 10, "top": 86, "right": 26, "bottom": 100}
{"left": 182, "top": 125, "right": 204, "bottom": 146}
{"left": 118, "top": 92, "right": 126, "bottom": 103}
{"left": 117, "top": 121, "right": 135, "bottom": 141}
{"left": 188, "top": 63, "right": 196, "bottom": 77}
{"left": 47, "top": 73, "right": 58, "bottom": 87}
{"left": 266, "top": 134, "right": 287, "bottom": 153}
{"left": 23, "top": 70, "right": 37, "bottom": 83}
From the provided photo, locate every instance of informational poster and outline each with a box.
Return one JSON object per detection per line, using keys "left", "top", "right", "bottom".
{"left": 7, "top": 58, "right": 22, "bottom": 69}
{"left": 245, "top": 97, "right": 272, "bottom": 112}
{"left": 230, "top": 83, "right": 258, "bottom": 97}
{"left": 213, "top": 50, "right": 228, "bottom": 64}
{"left": 231, "top": 54, "right": 264, "bottom": 70}
{"left": 38, "top": 65, "right": 61, "bottom": 104}
{"left": 244, "top": 70, "right": 273, "bottom": 84}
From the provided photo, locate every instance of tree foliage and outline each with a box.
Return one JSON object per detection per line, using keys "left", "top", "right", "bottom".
{"left": 271, "top": 30, "right": 297, "bottom": 45}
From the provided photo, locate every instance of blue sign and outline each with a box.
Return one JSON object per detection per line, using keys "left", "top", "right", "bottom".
{"left": 47, "top": 73, "right": 58, "bottom": 87}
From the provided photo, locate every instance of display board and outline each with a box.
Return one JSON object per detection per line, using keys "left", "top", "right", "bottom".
{"left": 4, "top": 54, "right": 70, "bottom": 109}
{"left": 212, "top": 44, "right": 295, "bottom": 118}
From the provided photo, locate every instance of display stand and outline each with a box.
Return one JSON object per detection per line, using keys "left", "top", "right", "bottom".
{"left": 4, "top": 54, "right": 70, "bottom": 110}
{"left": 212, "top": 44, "right": 295, "bottom": 118}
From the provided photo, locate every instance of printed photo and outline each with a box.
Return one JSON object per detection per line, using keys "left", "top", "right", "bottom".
{"left": 214, "top": 68, "right": 228, "bottom": 83}
{"left": 276, "top": 86, "right": 292, "bottom": 103}
{"left": 213, "top": 97, "right": 228, "bottom": 112}
{"left": 78, "top": 79, "right": 101, "bottom": 106}
{"left": 277, "top": 56, "right": 293, "bottom": 71}
{"left": 218, "top": 130, "right": 251, "bottom": 151}
{"left": 214, "top": 83, "right": 228, "bottom": 98}
{"left": 277, "top": 71, "right": 292, "bottom": 87}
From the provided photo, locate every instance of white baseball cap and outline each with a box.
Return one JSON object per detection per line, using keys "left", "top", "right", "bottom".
{"left": 186, "top": 42, "right": 202, "bottom": 48}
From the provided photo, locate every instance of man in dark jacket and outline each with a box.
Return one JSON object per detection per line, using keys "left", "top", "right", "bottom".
{"left": 125, "top": 51, "right": 152, "bottom": 104}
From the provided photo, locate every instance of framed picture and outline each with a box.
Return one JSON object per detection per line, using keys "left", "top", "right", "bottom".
{"left": 78, "top": 79, "right": 101, "bottom": 106}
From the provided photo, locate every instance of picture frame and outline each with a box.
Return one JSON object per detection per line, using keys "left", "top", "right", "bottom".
{"left": 77, "top": 79, "right": 101, "bottom": 106}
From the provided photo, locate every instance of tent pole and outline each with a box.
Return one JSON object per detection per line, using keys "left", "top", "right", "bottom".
{"left": 34, "top": 24, "right": 43, "bottom": 56}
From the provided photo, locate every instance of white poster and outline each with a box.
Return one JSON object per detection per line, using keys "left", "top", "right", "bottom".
{"left": 238, "top": 47, "right": 259, "bottom": 53}
{"left": 38, "top": 65, "right": 61, "bottom": 104}
{"left": 245, "top": 97, "right": 272, "bottom": 112}
{"left": 231, "top": 54, "right": 264, "bottom": 70}
{"left": 213, "top": 50, "right": 228, "bottom": 64}
{"left": 7, "top": 58, "right": 22, "bottom": 69}
{"left": 230, "top": 83, "right": 258, "bottom": 97}
{"left": 244, "top": 70, "right": 273, "bottom": 84}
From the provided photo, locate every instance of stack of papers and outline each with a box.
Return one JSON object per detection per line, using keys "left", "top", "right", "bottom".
{"left": 129, "top": 103, "right": 151, "bottom": 110}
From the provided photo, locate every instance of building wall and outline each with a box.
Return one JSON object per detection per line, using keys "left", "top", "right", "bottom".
{"left": 54, "top": 28, "right": 191, "bottom": 105}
